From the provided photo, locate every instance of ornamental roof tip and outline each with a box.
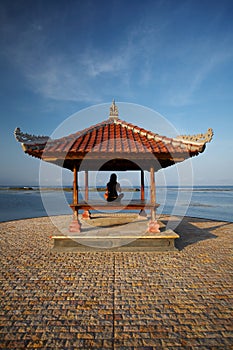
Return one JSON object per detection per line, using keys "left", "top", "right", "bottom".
{"left": 175, "top": 128, "right": 214, "bottom": 144}
{"left": 109, "top": 99, "right": 119, "bottom": 119}
{"left": 14, "top": 127, "right": 49, "bottom": 144}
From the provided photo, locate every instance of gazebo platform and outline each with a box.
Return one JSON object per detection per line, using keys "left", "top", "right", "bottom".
{"left": 52, "top": 214, "right": 179, "bottom": 252}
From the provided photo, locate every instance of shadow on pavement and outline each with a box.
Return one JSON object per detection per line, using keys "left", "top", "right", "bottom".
{"left": 161, "top": 216, "right": 232, "bottom": 250}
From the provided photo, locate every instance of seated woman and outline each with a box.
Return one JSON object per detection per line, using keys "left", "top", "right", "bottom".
{"left": 104, "top": 173, "right": 124, "bottom": 202}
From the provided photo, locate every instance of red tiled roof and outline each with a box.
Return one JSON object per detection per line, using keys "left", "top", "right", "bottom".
{"left": 38, "top": 119, "right": 203, "bottom": 155}
{"left": 16, "top": 117, "right": 211, "bottom": 171}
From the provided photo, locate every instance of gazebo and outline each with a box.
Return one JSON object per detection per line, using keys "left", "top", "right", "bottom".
{"left": 15, "top": 101, "right": 213, "bottom": 234}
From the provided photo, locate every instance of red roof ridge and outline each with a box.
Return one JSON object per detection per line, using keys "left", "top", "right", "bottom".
{"left": 113, "top": 119, "right": 175, "bottom": 144}
{"left": 112, "top": 119, "right": 213, "bottom": 146}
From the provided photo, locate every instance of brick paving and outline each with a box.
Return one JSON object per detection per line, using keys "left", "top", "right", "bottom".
{"left": 0, "top": 215, "right": 233, "bottom": 349}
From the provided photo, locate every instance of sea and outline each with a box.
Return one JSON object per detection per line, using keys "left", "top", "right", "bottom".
{"left": 0, "top": 186, "right": 232, "bottom": 223}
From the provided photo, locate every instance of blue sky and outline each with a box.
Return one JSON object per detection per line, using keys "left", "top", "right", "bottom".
{"left": 0, "top": 0, "right": 233, "bottom": 186}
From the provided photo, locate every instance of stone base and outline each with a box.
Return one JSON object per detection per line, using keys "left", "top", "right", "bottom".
{"left": 52, "top": 229, "right": 179, "bottom": 252}
{"left": 82, "top": 210, "right": 91, "bottom": 220}
{"left": 148, "top": 220, "right": 160, "bottom": 233}
{"left": 69, "top": 220, "right": 81, "bottom": 233}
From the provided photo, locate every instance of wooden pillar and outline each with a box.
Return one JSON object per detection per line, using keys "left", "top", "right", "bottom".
{"left": 150, "top": 166, "right": 155, "bottom": 221}
{"left": 150, "top": 166, "right": 156, "bottom": 204}
{"left": 69, "top": 163, "right": 81, "bottom": 232}
{"left": 73, "top": 163, "right": 78, "bottom": 205}
{"left": 139, "top": 169, "right": 147, "bottom": 218}
{"left": 82, "top": 170, "right": 90, "bottom": 219}
{"left": 85, "top": 170, "right": 88, "bottom": 201}
{"left": 148, "top": 166, "right": 160, "bottom": 232}
{"left": 140, "top": 170, "right": 145, "bottom": 201}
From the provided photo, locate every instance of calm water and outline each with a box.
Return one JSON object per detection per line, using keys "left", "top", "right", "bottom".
{"left": 0, "top": 186, "right": 232, "bottom": 222}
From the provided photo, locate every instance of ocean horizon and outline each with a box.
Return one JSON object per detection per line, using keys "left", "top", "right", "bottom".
{"left": 0, "top": 185, "right": 232, "bottom": 223}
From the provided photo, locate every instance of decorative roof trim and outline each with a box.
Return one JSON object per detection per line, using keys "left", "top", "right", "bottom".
{"left": 175, "top": 128, "right": 214, "bottom": 145}
{"left": 113, "top": 119, "right": 169, "bottom": 143}
{"left": 114, "top": 119, "right": 213, "bottom": 146}
{"left": 14, "top": 127, "right": 49, "bottom": 144}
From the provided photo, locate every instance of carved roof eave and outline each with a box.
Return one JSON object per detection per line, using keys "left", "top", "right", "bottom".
{"left": 22, "top": 144, "right": 45, "bottom": 154}
{"left": 14, "top": 127, "right": 49, "bottom": 145}
{"left": 174, "top": 128, "right": 214, "bottom": 145}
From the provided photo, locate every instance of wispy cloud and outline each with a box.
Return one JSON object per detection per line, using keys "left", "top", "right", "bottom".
{"left": 2, "top": 28, "right": 135, "bottom": 103}
{"left": 1, "top": 1, "right": 233, "bottom": 106}
{"left": 27, "top": 50, "right": 134, "bottom": 102}
{"left": 165, "top": 46, "right": 233, "bottom": 107}
{"left": 0, "top": 3, "right": 165, "bottom": 103}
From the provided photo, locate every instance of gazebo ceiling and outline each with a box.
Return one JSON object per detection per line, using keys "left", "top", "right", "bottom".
{"left": 15, "top": 101, "right": 213, "bottom": 172}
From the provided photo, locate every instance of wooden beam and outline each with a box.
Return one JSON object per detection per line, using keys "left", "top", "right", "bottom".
{"left": 43, "top": 152, "right": 189, "bottom": 161}
{"left": 70, "top": 200, "right": 159, "bottom": 211}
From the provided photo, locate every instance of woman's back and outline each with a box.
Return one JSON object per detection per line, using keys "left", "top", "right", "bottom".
{"left": 107, "top": 181, "right": 118, "bottom": 202}
{"left": 105, "top": 173, "right": 123, "bottom": 202}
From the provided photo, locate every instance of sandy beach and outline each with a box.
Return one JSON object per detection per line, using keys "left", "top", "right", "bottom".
{"left": 0, "top": 215, "right": 233, "bottom": 349}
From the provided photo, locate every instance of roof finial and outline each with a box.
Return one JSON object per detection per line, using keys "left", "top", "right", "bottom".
{"left": 109, "top": 99, "right": 119, "bottom": 119}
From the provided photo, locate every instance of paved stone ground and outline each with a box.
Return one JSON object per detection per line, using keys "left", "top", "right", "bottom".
{"left": 0, "top": 215, "right": 232, "bottom": 349}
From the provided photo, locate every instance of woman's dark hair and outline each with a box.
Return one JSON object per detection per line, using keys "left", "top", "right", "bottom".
{"left": 110, "top": 173, "right": 117, "bottom": 183}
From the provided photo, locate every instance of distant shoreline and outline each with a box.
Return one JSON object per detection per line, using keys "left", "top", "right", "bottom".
{"left": 0, "top": 186, "right": 141, "bottom": 192}
{"left": 1, "top": 186, "right": 233, "bottom": 193}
